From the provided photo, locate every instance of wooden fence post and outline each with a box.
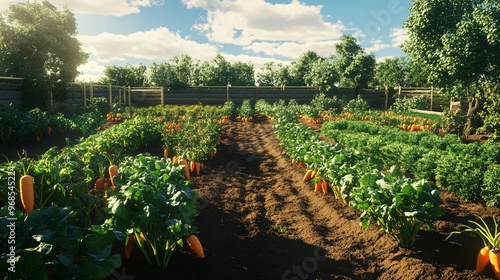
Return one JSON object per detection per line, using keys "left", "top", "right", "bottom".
{"left": 161, "top": 86, "right": 164, "bottom": 105}
{"left": 385, "top": 86, "right": 389, "bottom": 111}
{"left": 128, "top": 86, "right": 131, "bottom": 106}
{"left": 108, "top": 84, "right": 112, "bottom": 110}
{"left": 430, "top": 87, "right": 434, "bottom": 111}
{"left": 90, "top": 83, "right": 94, "bottom": 102}
{"left": 83, "top": 83, "right": 87, "bottom": 107}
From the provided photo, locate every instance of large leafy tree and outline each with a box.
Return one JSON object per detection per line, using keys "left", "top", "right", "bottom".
{"left": 169, "top": 54, "right": 200, "bottom": 88}
{"left": 304, "top": 58, "right": 339, "bottom": 93}
{"left": 198, "top": 53, "right": 232, "bottom": 86}
{"left": 145, "top": 62, "right": 174, "bottom": 87}
{"left": 289, "top": 51, "right": 321, "bottom": 86}
{"left": 0, "top": 1, "right": 88, "bottom": 107}
{"left": 100, "top": 64, "right": 147, "bottom": 87}
{"left": 256, "top": 62, "right": 292, "bottom": 86}
{"left": 404, "top": 0, "right": 500, "bottom": 136}
{"left": 334, "top": 35, "right": 376, "bottom": 93}
{"left": 229, "top": 61, "right": 255, "bottom": 86}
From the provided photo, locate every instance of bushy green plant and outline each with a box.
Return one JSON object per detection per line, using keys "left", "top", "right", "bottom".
{"left": 435, "top": 153, "right": 486, "bottom": 202}
{"left": 482, "top": 165, "right": 500, "bottom": 207}
{"left": 441, "top": 107, "right": 467, "bottom": 135}
{"left": 479, "top": 91, "right": 500, "bottom": 141}
{"left": 343, "top": 95, "right": 369, "bottom": 113}
{"left": 391, "top": 96, "right": 431, "bottom": 113}
{"left": 236, "top": 99, "right": 254, "bottom": 118}
{"left": 222, "top": 100, "right": 234, "bottom": 117}
{"left": 311, "top": 93, "right": 344, "bottom": 113}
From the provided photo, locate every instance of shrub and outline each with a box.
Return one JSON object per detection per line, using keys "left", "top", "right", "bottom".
{"left": 482, "top": 165, "right": 500, "bottom": 207}
{"left": 391, "top": 95, "right": 431, "bottom": 113}
{"left": 343, "top": 95, "right": 369, "bottom": 113}
{"left": 441, "top": 107, "right": 467, "bottom": 135}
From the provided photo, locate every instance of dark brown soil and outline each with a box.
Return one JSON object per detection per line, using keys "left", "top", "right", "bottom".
{"left": 3, "top": 116, "right": 500, "bottom": 280}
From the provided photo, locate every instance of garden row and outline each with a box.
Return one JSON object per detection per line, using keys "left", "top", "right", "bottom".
{"left": 0, "top": 100, "right": 108, "bottom": 144}
{"left": 0, "top": 104, "right": 228, "bottom": 279}
{"left": 321, "top": 120, "right": 500, "bottom": 206}
{"left": 254, "top": 99, "right": 444, "bottom": 248}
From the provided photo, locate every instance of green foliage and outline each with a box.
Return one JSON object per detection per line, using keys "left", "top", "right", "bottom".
{"left": 0, "top": 1, "right": 88, "bottom": 107}
{"left": 304, "top": 59, "right": 339, "bottom": 93}
{"left": 289, "top": 51, "right": 322, "bottom": 86}
{"left": 441, "top": 107, "right": 467, "bottom": 135}
{"left": 482, "top": 165, "right": 500, "bottom": 207}
{"left": 479, "top": 91, "right": 500, "bottom": 140}
{"left": 310, "top": 93, "right": 344, "bottom": 113}
{"left": 106, "top": 154, "right": 198, "bottom": 268}
{"left": 343, "top": 95, "right": 369, "bottom": 113}
{"left": 349, "top": 166, "right": 444, "bottom": 247}
{"left": 237, "top": 99, "right": 254, "bottom": 118}
{"left": 335, "top": 35, "right": 376, "bottom": 92}
{"left": 435, "top": 153, "right": 487, "bottom": 202}
{"left": 100, "top": 64, "right": 147, "bottom": 87}
{"left": 0, "top": 206, "right": 121, "bottom": 280}
{"left": 391, "top": 96, "right": 431, "bottom": 113}
{"left": 222, "top": 100, "right": 235, "bottom": 117}
{"left": 256, "top": 62, "right": 291, "bottom": 86}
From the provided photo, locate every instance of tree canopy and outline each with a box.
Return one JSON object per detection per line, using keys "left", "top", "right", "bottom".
{"left": 0, "top": 0, "right": 88, "bottom": 107}
{"left": 404, "top": 0, "right": 500, "bottom": 136}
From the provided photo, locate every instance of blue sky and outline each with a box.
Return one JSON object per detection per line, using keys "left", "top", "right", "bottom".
{"left": 1, "top": 0, "right": 411, "bottom": 81}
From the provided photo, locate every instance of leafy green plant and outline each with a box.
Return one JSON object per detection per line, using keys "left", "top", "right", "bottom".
{"left": 237, "top": 99, "right": 254, "bottom": 119}
{"left": 447, "top": 216, "right": 500, "bottom": 252}
{"left": 391, "top": 96, "right": 431, "bottom": 113}
{"left": 0, "top": 206, "right": 121, "bottom": 280}
{"left": 106, "top": 154, "right": 199, "bottom": 268}
{"left": 482, "top": 165, "right": 500, "bottom": 207}
{"left": 349, "top": 166, "right": 444, "bottom": 247}
{"left": 343, "top": 95, "right": 369, "bottom": 113}
{"left": 441, "top": 107, "right": 467, "bottom": 135}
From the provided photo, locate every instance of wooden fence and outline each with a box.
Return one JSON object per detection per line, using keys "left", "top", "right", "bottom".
{"left": 0, "top": 77, "right": 24, "bottom": 108}
{"left": 65, "top": 84, "right": 390, "bottom": 110}
{"left": 1, "top": 77, "right": 445, "bottom": 112}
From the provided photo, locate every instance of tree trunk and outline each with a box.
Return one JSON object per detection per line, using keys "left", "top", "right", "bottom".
{"left": 464, "top": 97, "right": 484, "bottom": 138}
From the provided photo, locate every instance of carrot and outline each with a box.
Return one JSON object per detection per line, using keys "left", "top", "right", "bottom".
{"left": 190, "top": 161, "right": 196, "bottom": 173}
{"left": 195, "top": 162, "right": 201, "bottom": 175}
{"left": 314, "top": 181, "right": 322, "bottom": 193}
{"left": 20, "top": 175, "right": 34, "bottom": 215}
{"left": 187, "top": 235, "right": 205, "bottom": 259}
{"left": 179, "top": 159, "right": 190, "bottom": 181}
{"left": 109, "top": 165, "right": 118, "bottom": 189}
{"left": 94, "top": 177, "right": 104, "bottom": 191}
{"left": 490, "top": 250, "right": 500, "bottom": 280}
{"left": 303, "top": 170, "right": 313, "bottom": 181}
{"left": 477, "top": 247, "right": 490, "bottom": 273}
{"left": 124, "top": 235, "right": 136, "bottom": 260}
{"left": 163, "top": 149, "right": 169, "bottom": 158}
{"left": 310, "top": 170, "right": 317, "bottom": 179}
{"left": 322, "top": 181, "right": 328, "bottom": 194}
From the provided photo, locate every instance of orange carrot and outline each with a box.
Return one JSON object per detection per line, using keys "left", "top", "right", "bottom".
{"left": 124, "top": 235, "right": 135, "bottom": 260}
{"left": 190, "top": 161, "right": 196, "bottom": 173}
{"left": 322, "top": 181, "right": 328, "bottom": 194}
{"left": 314, "top": 181, "right": 322, "bottom": 193}
{"left": 109, "top": 165, "right": 118, "bottom": 189}
{"left": 20, "top": 175, "right": 34, "bottom": 215}
{"left": 187, "top": 235, "right": 205, "bottom": 259}
{"left": 195, "top": 162, "right": 201, "bottom": 175}
{"left": 179, "top": 159, "right": 190, "bottom": 181}
{"left": 477, "top": 247, "right": 490, "bottom": 273}
{"left": 303, "top": 170, "right": 312, "bottom": 181}
{"left": 163, "top": 149, "right": 169, "bottom": 158}
{"left": 94, "top": 177, "right": 104, "bottom": 191}
{"left": 490, "top": 250, "right": 500, "bottom": 279}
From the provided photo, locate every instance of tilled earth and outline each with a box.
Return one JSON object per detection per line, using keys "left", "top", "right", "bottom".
{"left": 3, "top": 115, "right": 500, "bottom": 280}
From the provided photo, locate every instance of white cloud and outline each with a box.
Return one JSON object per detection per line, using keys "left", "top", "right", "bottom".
{"left": 78, "top": 27, "right": 218, "bottom": 63}
{"left": 184, "top": 0, "right": 346, "bottom": 46}
{"left": 50, "top": 0, "right": 164, "bottom": 16}
{"left": 76, "top": 60, "right": 107, "bottom": 82}
{"left": 365, "top": 39, "right": 391, "bottom": 53}
{"left": 244, "top": 40, "right": 339, "bottom": 59}
{"left": 390, "top": 27, "right": 408, "bottom": 47}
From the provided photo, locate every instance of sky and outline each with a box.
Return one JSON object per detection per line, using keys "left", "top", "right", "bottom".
{"left": 0, "top": 0, "right": 411, "bottom": 82}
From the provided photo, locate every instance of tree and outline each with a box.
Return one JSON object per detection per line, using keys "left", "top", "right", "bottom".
{"left": 334, "top": 35, "right": 376, "bottom": 93}
{"left": 304, "top": 58, "right": 339, "bottom": 93}
{"left": 229, "top": 61, "right": 255, "bottom": 86}
{"left": 145, "top": 62, "right": 174, "bottom": 87}
{"left": 373, "top": 57, "right": 408, "bottom": 88}
{"left": 100, "top": 64, "right": 147, "bottom": 87}
{"left": 289, "top": 51, "right": 321, "bottom": 86}
{"left": 169, "top": 54, "right": 199, "bottom": 88}
{"left": 404, "top": 0, "right": 500, "bottom": 136}
{"left": 198, "top": 53, "right": 232, "bottom": 86}
{"left": 256, "top": 62, "right": 292, "bottom": 86}
{"left": 0, "top": 1, "right": 88, "bottom": 107}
